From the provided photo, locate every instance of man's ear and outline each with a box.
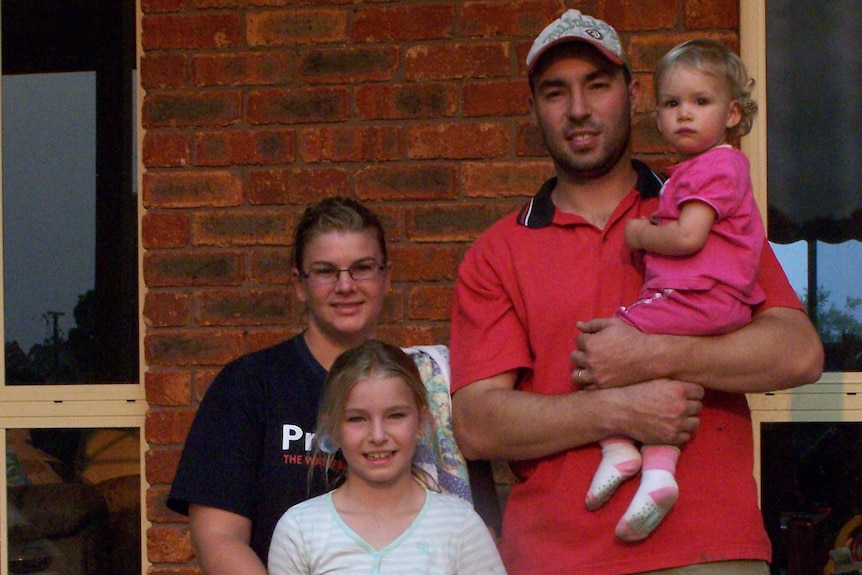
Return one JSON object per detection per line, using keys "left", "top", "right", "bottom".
{"left": 628, "top": 77, "right": 642, "bottom": 116}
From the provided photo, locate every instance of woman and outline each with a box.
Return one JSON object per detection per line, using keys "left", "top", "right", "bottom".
{"left": 167, "top": 197, "right": 396, "bottom": 575}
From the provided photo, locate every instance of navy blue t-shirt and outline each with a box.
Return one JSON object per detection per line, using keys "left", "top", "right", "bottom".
{"left": 167, "top": 333, "right": 330, "bottom": 563}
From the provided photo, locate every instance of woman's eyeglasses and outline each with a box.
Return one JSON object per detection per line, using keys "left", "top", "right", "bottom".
{"left": 300, "top": 260, "right": 386, "bottom": 285}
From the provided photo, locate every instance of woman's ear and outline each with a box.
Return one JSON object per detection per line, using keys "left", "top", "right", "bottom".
{"left": 292, "top": 268, "right": 307, "bottom": 303}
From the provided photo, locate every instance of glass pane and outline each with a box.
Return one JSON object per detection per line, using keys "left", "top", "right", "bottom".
{"left": 2, "top": 73, "right": 98, "bottom": 384}
{"left": 6, "top": 427, "right": 141, "bottom": 575}
{"left": 771, "top": 241, "right": 862, "bottom": 371}
{"left": 2, "top": 0, "right": 139, "bottom": 386}
{"left": 760, "top": 422, "right": 862, "bottom": 574}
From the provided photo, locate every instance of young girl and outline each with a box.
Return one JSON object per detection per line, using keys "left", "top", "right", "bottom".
{"left": 585, "top": 38, "right": 764, "bottom": 542}
{"left": 268, "top": 340, "right": 506, "bottom": 575}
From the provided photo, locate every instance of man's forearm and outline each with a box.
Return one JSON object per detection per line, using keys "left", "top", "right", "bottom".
{"left": 452, "top": 371, "right": 703, "bottom": 461}
{"left": 649, "top": 307, "right": 823, "bottom": 393}
{"left": 575, "top": 307, "right": 823, "bottom": 394}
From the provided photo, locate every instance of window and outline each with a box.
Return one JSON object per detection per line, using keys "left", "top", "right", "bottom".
{"left": 742, "top": 2, "right": 862, "bottom": 573}
{"left": 0, "top": 1, "right": 144, "bottom": 573}
{"left": 742, "top": 1, "right": 862, "bottom": 376}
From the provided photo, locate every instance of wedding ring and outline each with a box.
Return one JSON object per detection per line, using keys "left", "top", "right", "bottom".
{"left": 577, "top": 369, "right": 584, "bottom": 383}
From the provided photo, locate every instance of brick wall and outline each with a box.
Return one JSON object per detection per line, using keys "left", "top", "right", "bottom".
{"left": 141, "top": 0, "right": 740, "bottom": 571}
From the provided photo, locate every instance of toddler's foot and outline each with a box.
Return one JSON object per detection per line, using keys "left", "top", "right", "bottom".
{"left": 585, "top": 438, "right": 642, "bottom": 511}
{"left": 614, "top": 445, "right": 679, "bottom": 541}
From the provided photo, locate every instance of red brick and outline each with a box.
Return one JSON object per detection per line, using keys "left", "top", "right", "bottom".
{"left": 195, "top": 130, "right": 296, "bottom": 166}
{"left": 246, "top": 9, "right": 348, "bottom": 46}
{"left": 405, "top": 43, "right": 512, "bottom": 80}
{"left": 147, "top": 484, "right": 186, "bottom": 524}
{"left": 355, "top": 164, "right": 457, "bottom": 201}
{"left": 463, "top": 80, "right": 531, "bottom": 117}
{"left": 192, "top": 52, "right": 295, "bottom": 87}
{"left": 147, "top": 563, "right": 201, "bottom": 575}
{"left": 629, "top": 32, "right": 737, "bottom": 73}
{"left": 377, "top": 324, "right": 442, "bottom": 348}
{"left": 515, "top": 120, "right": 550, "bottom": 157}
{"left": 684, "top": 0, "right": 738, "bottom": 29}
{"left": 408, "top": 285, "right": 454, "bottom": 321}
{"left": 141, "top": 0, "right": 186, "bottom": 13}
{"left": 354, "top": 5, "right": 456, "bottom": 41}
{"left": 143, "top": 251, "right": 244, "bottom": 287}
{"left": 145, "top": 330, "right": 245, "bottom": 367}
{"left": 145, "top": 370, "right": 193, "bottom": 406}
{"left": 247, "top": 87, "right": 350, "bottom": 125}
{"left": 463, "top": 161, "right": 552, "bottom": 197}
{"left": 195, "top": 289, "right": 292, "bottom": 326}
{"left": 355, "top": 83, "right": 458, "bottom": 120}
{"left": 596, "top": 0, "right": 678, "bottom": 31}
{"left": 144, "top": 291, "right": 192, "bottom": 327}
{"left": 145, "top": 446, "right": 184, "bottom": 484}
{"left": 300, "top": 126, "right": 403, "bottom": 163}
{"left": 408, "top": 122, "right": 510, "bottom": 160}
{"left": 387, "top": 245, "right": 461, "bottom": 281}
{"left": 143, "top": 171, "right": 243, "bottom": 209}
{"left": 194, "top": 0, "right": 292, "bottom": 6}
{"left": 143, "top": 91, "right": 242, "bottom": 128}
{"left": 141, "top": 53, "right": 189, "bottom": 89}
{"left": 461, "top": 1, "right": 565, "bottom": 37}
{"left": 193, "top": 210, "right": 292, "bottom": 246}
{"left": 249, "top": 248, "right": 295, "bottom": 285}
{"left": 142, "top": 13, "right": 242, "bottom": 50}
{"left": 246, "top": 168, "right": 352, "bottom": 205}
{"left": 631, "top": 113, "right": 673, "bottom": 155}
{"left": 406, "top": 203, "right": 520, "bottom": 242}
{"left": 143, "top": 132, "right": 192, "bottom": 168}
{"left": 148, "top": 524, "right": 195, "bottom": 563}
{"left": 147, "top": 566, "right": 201, "bottom": 575}
{"left": 145, "top": 408, "right": 198, "bottom": 445}
{"left": 298, "top": 46, "right": 399, "bottom": 84}
{"left": 194, "top": 370, "right": 221, "bottom": 402}
{"left": 142, "top": 212, "right": 191, "bottom": 249}
{"left": 246, "top": 329, "right": 298, "bottom": 354}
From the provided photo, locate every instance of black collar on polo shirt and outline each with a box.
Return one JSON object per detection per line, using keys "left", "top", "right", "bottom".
{"left": 517, "top": 159, "right": 664, "bottom": 229}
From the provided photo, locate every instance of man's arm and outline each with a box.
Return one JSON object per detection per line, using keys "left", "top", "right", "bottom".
{"left": 451, "top": 369, "right": 704, "bottom": 461}
{"left": 573, "top": 307, "right": 823, "bottom": 393}
{"left": 189, "top": 504, "right": 267, "bottom": 575}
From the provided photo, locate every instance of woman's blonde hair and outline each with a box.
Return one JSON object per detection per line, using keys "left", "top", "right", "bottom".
{"left": 655, "top": 38, "right": 758, "bottom": 140}
{"left": 309, "top": 340, "right": 437, "bottom": 492}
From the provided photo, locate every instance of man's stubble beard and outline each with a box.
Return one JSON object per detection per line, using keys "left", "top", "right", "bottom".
{"left": 544, "top": 113, "right": 633, "bottom": 183}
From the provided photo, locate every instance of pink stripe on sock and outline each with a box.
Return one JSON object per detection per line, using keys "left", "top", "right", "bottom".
{"left": 641, "top": 445, "right": 680, "bottom": 472}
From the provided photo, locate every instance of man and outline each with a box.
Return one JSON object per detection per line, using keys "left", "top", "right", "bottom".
{"left": 449, "top": 10, "right": 823, "bottom": 575}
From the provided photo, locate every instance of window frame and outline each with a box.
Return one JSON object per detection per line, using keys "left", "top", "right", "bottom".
{"left": 0, "top": 0, "right": 147, "bottom": 572}
{"left": 740, "top": 1, "right": 862, "bottom": 503}
{"left": 740, "top": 1, "right": 862, "bottom": 386}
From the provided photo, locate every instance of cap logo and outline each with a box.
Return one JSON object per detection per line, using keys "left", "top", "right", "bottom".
{"left": 585, "top": 29, "right": 603, "bottom": 41}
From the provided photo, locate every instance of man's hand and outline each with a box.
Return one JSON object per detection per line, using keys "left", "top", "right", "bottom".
{"left": 599, "top": 379, "right": 704, "bottom": 446}
{"left": 573, "top": 317, "right": 654, "bottom": 388}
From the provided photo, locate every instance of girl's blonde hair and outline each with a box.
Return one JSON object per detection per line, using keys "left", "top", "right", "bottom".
{"left": 309, "top": 340, "right": 437, "bottom": 492}
{"left": 655, "top": 38, "right": 758, "bottom": 140}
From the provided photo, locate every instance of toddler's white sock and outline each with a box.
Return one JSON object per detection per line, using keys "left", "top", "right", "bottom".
{"left": 585, "top": 437, "right": 642, "bottom": 511}
{"left": 615, "top": 445, "right": 680, "bottom": 541}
